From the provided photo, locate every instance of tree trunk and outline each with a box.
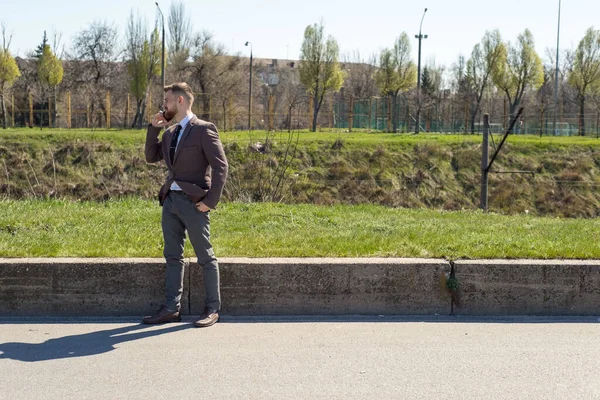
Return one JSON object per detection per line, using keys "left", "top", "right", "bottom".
{"left": 287, "top": 105, "right": 293, "bottom": 133}
{"left": 132, "top": 94, "right": 147, "bottom": 129}
{"left": 53, "top": 87, "right": 58, "bottom": 128}
{"left": 90, "top": 103, "right": 96, "bottom": 128}
{"left": 1, "top": 92, "right": 6, "bottom": 129}
{"left": 597, "top": 110, "right": 599, "bottom": 139}
{"left": 539, "top": 107, "right": 544, "bottom": 137}
{"left": 470, "top": 107, "right": 478, "bottom": 134}
{"left": 509, "top": 102, "right": 518, "bottom": 118}
{"left": 579, "top": 96, "right": 586, "bottom": 136}
{"left": 202, "top": 96, "right": 210, "bottom": 121}
{"left": 391, "top": 94, "right": 398, "bottom": 133}
{"left": 311, "top": 91, "right": 318, "bottom": 132}
{"left": 131, "top": 103, "right": 140, "bottom": 128}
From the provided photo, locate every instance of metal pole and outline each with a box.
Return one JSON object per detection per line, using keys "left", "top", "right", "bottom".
{"left": 249, "top": 49, "right": 252, "bottom": 130}
{"left": 415, "top": 8, "right": 427, "bottom": 134}
{"left": 161, "top": 21, "right": 165, "bottom": 88}
{"left": 480, "top": 114, "right": 490, "bottom": 210}
{"left": 155, "top": 2, "right": 165, "bottom": 89}
{"left": 553, "top": 0, "right": 561, "bottom": 136}
{"left": 246, "top": 42, "right": 252, "bottom": 130}
{"left": 416, "top": 36, "right": 422, "bottom": 134}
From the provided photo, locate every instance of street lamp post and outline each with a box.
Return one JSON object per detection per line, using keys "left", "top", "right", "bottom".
{"left": 155, "top": 2, "right": 165, "bottom": 89}
{"left": 415, "top": 7, "right": 428, "bottom": 134}
{"left": 245, "top": 41, "right": 253, "bottom": 130}
{"left": 553, "top": 0, "right": 561, "bottom": 136}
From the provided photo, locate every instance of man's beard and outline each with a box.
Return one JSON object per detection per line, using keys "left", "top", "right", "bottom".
{"left": 163, "top": 108, "right": 176, "bottom": 122}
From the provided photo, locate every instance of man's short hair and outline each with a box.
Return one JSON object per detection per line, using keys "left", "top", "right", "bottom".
{"left": 164, "top": 82, "right": 195, "bottom": 105}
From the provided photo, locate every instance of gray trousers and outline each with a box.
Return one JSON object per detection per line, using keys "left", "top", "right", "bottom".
{"left": 161, "top": 190, "right": 220, "bottom": 312}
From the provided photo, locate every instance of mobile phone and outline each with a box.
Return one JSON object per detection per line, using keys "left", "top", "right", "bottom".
{"left": 159, "top": 108, "right": 173, "bottom": 122}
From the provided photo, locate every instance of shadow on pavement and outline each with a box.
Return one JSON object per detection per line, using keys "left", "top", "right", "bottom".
{"left": 0, "top": 322, "right": 192, "bottom": 363}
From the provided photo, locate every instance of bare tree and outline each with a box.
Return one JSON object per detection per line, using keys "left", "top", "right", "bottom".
{"left": 189, "top": 31, "right": 236, "bottom": 120}
{"left": 341, "top": 51, "right": 378, "bottom": 99}
{"left": 168, "top": 0, "right": 193, "bottom": 65}
{"left": 545, "top": 47, "right": 574, "bottom": 131}
{"left": 536, "top": 64, "right": 554, "bottom": 135}
{"left": 212, "top": 53, "right": 243, "bottom": 130}
{"left": 50, "top": 27, "right": 65, "bottom": 60}
{"left": 448, "top": 55, "right": 471, "bottom": 131}
{"left": 421, "top": 60, "right": 445, "bottom": 131}
{"left": 70, "top": 21, "right": 120, "bottom": 127}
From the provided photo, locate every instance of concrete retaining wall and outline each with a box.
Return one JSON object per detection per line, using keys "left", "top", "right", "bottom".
{"left": 453, "top": 260, "right": 600, "bottom": 315}
{"left": 192, "top": 258, "right": 449, "bottom": 315}
{"left": 0, "top": 259, "right": 189, "bottom": 316}
{"left": 1, "top": 258, "right": 599, "bottom": 316}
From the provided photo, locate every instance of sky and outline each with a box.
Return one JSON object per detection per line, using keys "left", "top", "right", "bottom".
{"left": 2, "top": 0, "right": 597, "bottom": 69}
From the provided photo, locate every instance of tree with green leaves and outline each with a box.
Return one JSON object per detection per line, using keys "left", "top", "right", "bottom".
{"left": 37, "top": 41, "right": 63, "bottom": 128}
{"left": 125, "top": 10, "right": 161, "bottom": 128}
{"left": 299, "top": 21, "right": 345, "bottom": 132}
{"left": 374, "top": 32, "right": 417, "bottom": 132}
{"left": 492, "top": 29, "right": 544, "bottom": 118}
{"left": 466, "top": 29, "right": 505, "bottom": 133}
{"left": 34, "top": 30, "right": 48, "bottom": 59}
{"left": 568, "top": 27, "right": 600, "bottom": 136}
{"left": 0, "top": 24, "right": 20, "bottom": 129}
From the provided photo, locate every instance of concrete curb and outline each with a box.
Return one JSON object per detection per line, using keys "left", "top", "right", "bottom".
{"left": 1, "top": 258, "right": 599, "bottom": 316}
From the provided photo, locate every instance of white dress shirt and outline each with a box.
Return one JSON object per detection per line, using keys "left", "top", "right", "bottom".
{"left": 170, "top": 112, "right": 195, "bottom": 191}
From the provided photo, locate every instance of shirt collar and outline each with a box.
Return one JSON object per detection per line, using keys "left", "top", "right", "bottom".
{"left": 178, "top": 112, "right": 194, "bottom": 130}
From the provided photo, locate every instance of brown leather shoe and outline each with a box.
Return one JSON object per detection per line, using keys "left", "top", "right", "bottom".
{"left": 194, "top": 308, "right": 219, "bottom": 328}
{"left": 142, "top": 305, "right": 181, "bottom": 324}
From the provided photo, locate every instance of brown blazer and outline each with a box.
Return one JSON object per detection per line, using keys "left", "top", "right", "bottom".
{"left": 144, "top": 115, "right": 228, "bottom": 209}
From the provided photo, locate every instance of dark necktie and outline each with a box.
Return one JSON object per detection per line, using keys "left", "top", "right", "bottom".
{"left": 169, "top": 124, "right": 182, "bottom": 162}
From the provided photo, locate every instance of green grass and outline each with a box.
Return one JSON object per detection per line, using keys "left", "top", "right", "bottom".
{"left": 1, "top": 199, "right": 598, "bottom": 259}
{"left": 3, "top": 127, "right": 600, "bottom": 148}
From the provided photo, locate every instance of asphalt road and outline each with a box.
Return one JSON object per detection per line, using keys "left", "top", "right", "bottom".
{"left": 1, "top": 316, "right": 599, "bottom": 399}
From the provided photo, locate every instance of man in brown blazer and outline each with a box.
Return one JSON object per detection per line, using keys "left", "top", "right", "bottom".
{"left": 142, "top": 82, "right": 228, "bottom": 328}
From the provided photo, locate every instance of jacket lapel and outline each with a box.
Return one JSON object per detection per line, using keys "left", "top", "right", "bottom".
{"left": 173, "top": 117, "right": 196, "bottom": 163}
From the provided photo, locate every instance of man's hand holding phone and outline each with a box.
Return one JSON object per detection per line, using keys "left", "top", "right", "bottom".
{"left": 151, "top": 111, "right": 170, "bottom": 128}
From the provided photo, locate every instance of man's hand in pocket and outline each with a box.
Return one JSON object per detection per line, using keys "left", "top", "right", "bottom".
{"left": 196, "top": 202, "right": 210, "bottom": 212}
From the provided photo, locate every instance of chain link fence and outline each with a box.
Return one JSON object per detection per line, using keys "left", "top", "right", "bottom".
{"left": 3, "top": 90, "right": 600, "bottom": 137}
